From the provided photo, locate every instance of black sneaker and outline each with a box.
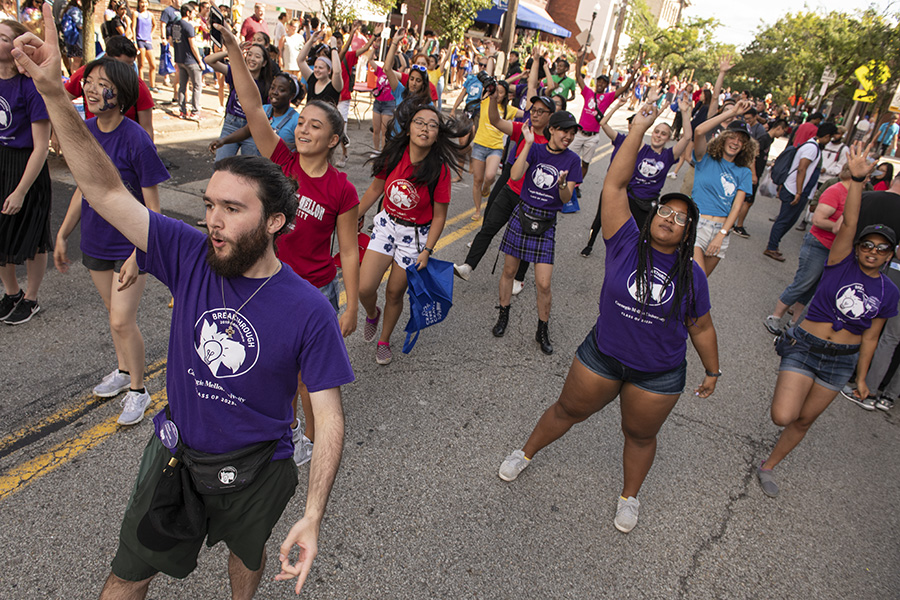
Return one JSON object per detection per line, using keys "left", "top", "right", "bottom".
{"left": 733, "top": 226, "right": 750, "bottom": 238}
{"left": 4, "top": 298, "right": 39, "bottom": 325}
{"left": 0, "top": 290, "right": 24, "bottom": 320}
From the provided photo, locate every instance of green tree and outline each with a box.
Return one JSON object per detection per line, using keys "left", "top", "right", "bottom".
{"left": 319, "top": 0, "right": 395, "bottom": 29}
{"left": 427, "top": 0, "right": 493, "bottom": 44}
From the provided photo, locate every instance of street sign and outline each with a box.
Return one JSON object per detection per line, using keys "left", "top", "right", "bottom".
{"left": 820, "top": 68, "right": 836, "bottom": 85}
{"left": 855, "top": 62, "right": 890, "bottom": 91}
{"left": 890, "top": 81, "right": 900, "bottom": 113}
{"left": 575, "top": 30, "right": 594, "bottom": 47}
{"left": 400, "top": 3, "right": 407, "bottom": 14}
{"left": 853, "top": 88, "right": 877, "bottom": 103}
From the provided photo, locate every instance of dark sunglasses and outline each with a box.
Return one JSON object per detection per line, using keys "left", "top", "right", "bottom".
{"left": 858, "top": 240, "right": 893, "bottom": 254}
{"left": 657, "top": 204, "right": 689, "bottom": 227}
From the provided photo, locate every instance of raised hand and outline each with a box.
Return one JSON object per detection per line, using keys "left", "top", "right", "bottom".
{"left": 678, "top": 93, "right": 692, "bottom": 113}
{"left": 11, "top": 3, "right": 62, "bottom": 92}
{"left": 521, "top": 122, "right": 534, "bottom": 144}
{"left": 373, "top": 23, "right": 384, "bottom": 36}
{"left": 731, "top": 99, "right": 753, "bottom": 115}
{"left": 631, "top": 102, "right": 659, "bottom": 130}
{"left": 719, "top": 54, "right": 734, "bottom": 72}
{"left": 847, "top": 141, "right": 874, "bottom": 180}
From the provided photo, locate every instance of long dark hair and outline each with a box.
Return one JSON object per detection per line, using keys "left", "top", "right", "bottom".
{"left": 634, "top": 193, "right": 700, "bottom": 323}
{"left": 402, "top": 69, "right": 430, "bottom": 103}
{"left": 249, "top": 43, "right": 275, "bottom": 97}
{"left": 874, "top": 162, "right": 894, "bottom": 185}
{"left": 371, "top": 101, "right": 470, "bottom": 186}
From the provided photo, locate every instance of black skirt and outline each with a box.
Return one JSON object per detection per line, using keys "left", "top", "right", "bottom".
{"left": 0, "top": 145, "right": 53, "bottom": 266}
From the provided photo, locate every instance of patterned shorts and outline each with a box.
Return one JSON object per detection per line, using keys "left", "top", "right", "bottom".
{"left": 368, "top": 210, "right": 431, "bottom": 268}
{"left": 499, "top": 203, "right": 557, "bottom": 264}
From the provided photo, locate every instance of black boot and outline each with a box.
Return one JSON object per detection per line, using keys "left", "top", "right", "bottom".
{"left": 492, "top": 305, "right": 510, "bottom": 337}
{"left": 536, "top": 319, "right": 553, "bottom": 355}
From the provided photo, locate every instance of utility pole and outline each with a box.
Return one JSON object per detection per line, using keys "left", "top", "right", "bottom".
{"left": 501, "top": 0, "right": 520, "bottom": 58}
{"left": 606, "top": 0, "right": 629, "bottom": 75}
{"left": 419, "top": 0, "right": 432, "bottom": 48}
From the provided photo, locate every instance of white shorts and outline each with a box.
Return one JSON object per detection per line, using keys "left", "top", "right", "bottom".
{"left": 337, "top": 99, "right": 350, "bottom": 122}
{"left": 568, "top": 129, "right": 603, "bottom": 162}
{"left": 694, "top": 217, "right": 730, "bottom": 259}
{"left": 368, "top": 210, "right": 431, "bottom": 268}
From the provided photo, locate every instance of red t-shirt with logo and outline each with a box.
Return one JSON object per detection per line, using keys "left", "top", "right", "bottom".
{"left": 379, "top": 147, "right": 450, "bottom": 224}
{"left": 270, "top": 139, "right": 359, "bottom": 287}
{"left": 507, "top": 120, "right": 548, "bottom": 196}
{"left": 340, "top": 51, "right": 358, "bottom": 103}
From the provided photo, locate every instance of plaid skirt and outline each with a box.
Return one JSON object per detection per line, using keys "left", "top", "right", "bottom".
{"left": 499, "top": 202, "right": 558, "bottom": 264}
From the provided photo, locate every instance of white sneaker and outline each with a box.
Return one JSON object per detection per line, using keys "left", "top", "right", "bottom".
{"left": 292, "top": 424, "right": 314, "bottom": 466}
{"left": 498, "top": 449, "right": 530, "bottom": 481}
{"left": 117, "top": 390, "right": 151, "bottom": 425}
{"left": 512, "top": 280, "right": 525, "bottom": 296}
{"left": 614, "top": 496, "right": 640, "bottom": 533}
{"left": 453, "top": 263, "right": 472, "bottom": 281}
{"left": 93, "top": 369, "right": 131, "bottom": 398}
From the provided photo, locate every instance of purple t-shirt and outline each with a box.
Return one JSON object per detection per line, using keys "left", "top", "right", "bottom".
{"left": 597, "top": 218, "right": 711, "bottom": 372}
{"left": 81, "top": 118, "right": 170, "bottom": 261}
{"left": 0, "top": 74, "right": 49, "bottom": 149}
{"left": 520, "top": 143, "right": 583, "bottom": 211}
{"left": 805, "top": 253, "right": 899, "bottom": 335}
{"left": 225, "top": 66, "right": 267, "bottom": 120}
{"left": 628, "top": 144, "right": 677, "bottom": 200}
{"left": 137, "top": 211, "right": 355, "bottom": 459}
{"left": 578, "top": 87, "right": 615, "bottom": 133}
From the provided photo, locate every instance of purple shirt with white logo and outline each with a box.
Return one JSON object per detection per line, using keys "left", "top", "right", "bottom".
{"left": 805, "top": 253, "right": 899, "bottom": 335}
{"left": 519, "top": 142, "right": 583, "bottom": 211}
{"left": 597, "top": 218, "right": 711, "bottom": 372}
{"left": 81, "top": 118, "right": 169, "bottom": 260}
{"left": 225, "top": 66, "right": 267, "bottom": 120}
{"left": 0, "top": 74, "right": 49, "bottom": 149}
{"left": 137, "top": 211, "right": 355, "bottom": 459}
{"left": 628, "top": 144, "right": 677, "bottom": 200}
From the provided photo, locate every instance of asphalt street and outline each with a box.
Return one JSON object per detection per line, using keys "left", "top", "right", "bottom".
{"left": 0, "top": 94, "right": 898, "bottom": 599}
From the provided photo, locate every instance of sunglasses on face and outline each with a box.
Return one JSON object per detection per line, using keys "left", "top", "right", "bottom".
{"left": 657, "top": 204, "right": 689, "bottom": 227}
{"left": 858, "top": 240, "right": 892, "bottom": 254}
{"left": 410, "top": 64, "right": 427, "bottom": 73}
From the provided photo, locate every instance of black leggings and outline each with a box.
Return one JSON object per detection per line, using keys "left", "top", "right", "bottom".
{"left": 585, "top": 192, "right": 654, "bottom": 249}
{"left": 465, "top": 177, "right": 529, "bottom": 281}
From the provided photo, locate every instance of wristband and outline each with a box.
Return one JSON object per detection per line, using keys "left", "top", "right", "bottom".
{"left": 851, "top": 174, "right": 866, "bottom": 183}
{"left": 423, "top": 247, "right": 434, "bottom": 254}
{"left": 705, "top": 370, "right": 722, "bottom": 378}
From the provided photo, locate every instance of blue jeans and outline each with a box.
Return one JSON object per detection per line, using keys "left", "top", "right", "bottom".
{"left": 779, "top": 232, "right": 830, "bottom": 307}
{"left": 767, "top": 185, "right": 807, "bottom": 251}
{"left": 215, "top": 113, "right": 260, "bottom": 161}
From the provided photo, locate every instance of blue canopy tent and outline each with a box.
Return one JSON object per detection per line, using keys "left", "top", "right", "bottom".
{"left": 475, "top": 2, "right": 571, "bottom": 38}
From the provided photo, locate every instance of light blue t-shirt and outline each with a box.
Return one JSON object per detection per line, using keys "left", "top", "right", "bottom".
{"left": 691, "top": 152, "right": 753, "bottom": 217}
{"left": 462, "top": 74, "right": 483, "bottom": 104}
{"left": 264, "top": 104, "right": 299, "bottom": 150}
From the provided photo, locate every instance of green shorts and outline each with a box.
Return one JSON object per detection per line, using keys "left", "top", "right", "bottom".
{"left": 111, "top": 434, "right": 298, "bottom": 581}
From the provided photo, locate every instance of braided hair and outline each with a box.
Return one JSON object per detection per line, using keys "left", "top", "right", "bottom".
{"left": 633, "top": 193, "right": 700, "bottom": 324}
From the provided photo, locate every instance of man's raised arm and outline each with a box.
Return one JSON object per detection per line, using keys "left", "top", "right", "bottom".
{"left": 13, "top": 4, "right": 149, "bottom": 250}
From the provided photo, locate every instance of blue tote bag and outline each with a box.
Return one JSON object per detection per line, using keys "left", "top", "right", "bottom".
{"left": 402, "top": 258, "right": 454, "bottom": 354}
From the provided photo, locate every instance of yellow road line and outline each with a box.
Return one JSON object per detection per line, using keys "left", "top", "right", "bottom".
{"left": 0, "top": 390, "right": 168, "bottom": 502}
{"left": 0, "top": 358, "right": 168, "bottom": 454}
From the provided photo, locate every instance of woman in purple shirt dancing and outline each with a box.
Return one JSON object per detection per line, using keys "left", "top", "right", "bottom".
{"left": 756, "top": 142, "right": 899, "bottom": 499}
{"left": 498, "top": 103, "right": 721, "bottom": 534}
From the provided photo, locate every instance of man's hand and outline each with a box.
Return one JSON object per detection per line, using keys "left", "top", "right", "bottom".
{"left": 718, "top": 54, "right": 735, "bottom": 73}
{"left": 276, "top": 516, "right": 320, "bottom": 595}
{"left": 11, "top": 3, "right": 63, "bottom": 95}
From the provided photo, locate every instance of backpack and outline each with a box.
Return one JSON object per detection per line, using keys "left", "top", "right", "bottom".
{"left": 770, "top": 140, "right": 818, "bottom": 186}
{"left": 61, "top": 11, "right": 80, "bottom": 47}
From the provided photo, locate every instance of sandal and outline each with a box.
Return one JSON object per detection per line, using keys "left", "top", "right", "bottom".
{"left": 376, "top": 341, "right": 392, "bottom": 365}
{"left": 364, "top": 306, "right": 381, "bottom": 342}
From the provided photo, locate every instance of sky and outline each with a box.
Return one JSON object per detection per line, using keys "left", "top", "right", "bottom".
{"left": 683, "top": 0, "right": 894, "bottom": 49}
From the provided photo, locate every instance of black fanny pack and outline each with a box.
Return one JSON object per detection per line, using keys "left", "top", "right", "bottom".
{"left": 518, "top": 205, "right": 556, "bottom": 236}
{"left": 137, "top": 406, "right": 279, "bottom": 551}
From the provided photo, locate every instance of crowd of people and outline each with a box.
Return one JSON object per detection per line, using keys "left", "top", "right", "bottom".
{"left": 2, "top": 2, "right": 900, "bottom": 597}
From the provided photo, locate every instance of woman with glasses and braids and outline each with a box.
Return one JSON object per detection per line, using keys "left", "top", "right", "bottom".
{"left": 357, "top": 101, "right": 467, "bottom": 366}
{"left": 756, "top": 143, "right": 899, "bottom": 499}
{"left": 498, "top": 102, "right": 721, "bottom": 535}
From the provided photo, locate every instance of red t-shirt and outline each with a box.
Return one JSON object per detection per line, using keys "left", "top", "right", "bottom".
{"left": 271, "top": 139, "right": 360, "bottom": 287}
{"left": 379, "top": 147, "right": 450, "bottom": 224}
{"left": 340, "top": 51, "right": 358, "bottom": 103}
{"left": 240, "top": 15, "right": 268, "bottom": 41}
{"left": 400, "top": 72, "right": 438, "bottom": 102}
{"left": 65, "top": 65, "right": 155, "bottom": 122}
{"left": 507, "top": 121, "right": 548, "bottom": 196}
{"left": 793, "top": 121, "right": 818, "bottom": 146}
{"left": 810, "top": 181, "right": 847, "bottom": 249}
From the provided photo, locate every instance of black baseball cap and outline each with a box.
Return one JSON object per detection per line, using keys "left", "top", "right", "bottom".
{"left": 726, "top": 120, "right": 752, "bottom": 138}
{"left": 548, "top": 110, "right": 578, "bottom": 130}
{"left": 817, "top": 122, "right": 838, "bottom": 137}
{"left": 856, "top": 224, "right": 897, "bottom": 247}
{"left": 596, "top": 73, "right": 610, "bottom": 82}
{"left": 529, "top": 96, "right": 555, "bottom": 112}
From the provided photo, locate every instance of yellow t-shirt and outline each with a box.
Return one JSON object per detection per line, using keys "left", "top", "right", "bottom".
{"left": 473, "top": 99, "right": 518, "bottom": 150}
{"left": 427, "top": 68, "right": 443, "bottom": 87}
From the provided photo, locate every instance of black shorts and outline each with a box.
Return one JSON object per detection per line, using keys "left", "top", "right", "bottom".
{"left": 82, "top": 252, "right": 147, "bottom": 275}
{"left": 111, "top": 435, "right": 298, "bottom": 580}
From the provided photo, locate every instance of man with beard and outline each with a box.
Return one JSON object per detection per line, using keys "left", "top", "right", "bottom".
{"left": 11, "top": 8, "right": 353, "bottom": 597}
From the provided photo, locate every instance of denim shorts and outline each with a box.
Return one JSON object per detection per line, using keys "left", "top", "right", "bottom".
{"left": 82, "top": 252, "right": 147, "bottom": 275}
{"left": 778, "top": 326, "right": 859, "bottom": 391}
{"left": 471, "top": 142, "right": 502, "bottom": 162}
{"left": 137, "top": 39, "right": 153, "bottom": 51}
{"left": 575, "top": 327, "right": 687, "bottom": 395}
{"left": 694, "top": 217, "right": 730, "bottom": 259}
{"left": 318, "top": 277, "right": 340, "bottom": 312}
{"left": 373, "top": 99, "right": 396, "bottom": 115}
